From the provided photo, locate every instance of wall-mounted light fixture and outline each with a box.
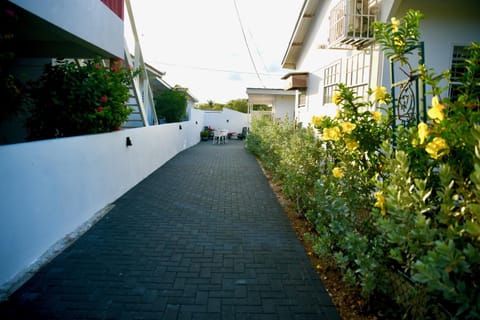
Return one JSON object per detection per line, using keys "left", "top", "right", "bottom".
{"left": 126, "top": 137, "right": 133, "bottom": 147}
{"left": 226, "top": 119, "right": 229, "bottom": 123}
{"left": 179, "top": 125, "right": 182, "bottom": 130}
{"left": 195, "top": 121, "right": 198, "bottom": 125}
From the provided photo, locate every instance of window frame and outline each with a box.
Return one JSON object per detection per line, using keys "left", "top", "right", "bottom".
{"left": 344, "top": 50, "right": 371, "bottom": 99}
{"left": 323, "top": 59, "right": 342, "bottom": 104}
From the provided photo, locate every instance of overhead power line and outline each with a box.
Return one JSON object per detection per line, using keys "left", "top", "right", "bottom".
{"left": 232, "top": 0, "right": 265, "bottom": 87}
{"left": 150, "top": 60, "right": 282, "bottom": 77}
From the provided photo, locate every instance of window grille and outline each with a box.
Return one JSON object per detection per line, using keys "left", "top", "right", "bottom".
{"left": 449, "top": 45, "right": 469, "bottom": 100}
{"left": 329, "top": 0, "right": 377, "bottom": 49}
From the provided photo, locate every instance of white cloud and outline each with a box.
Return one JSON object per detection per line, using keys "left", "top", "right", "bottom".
{"left": 127, "top": 0, "right": 302, "bottom": 103}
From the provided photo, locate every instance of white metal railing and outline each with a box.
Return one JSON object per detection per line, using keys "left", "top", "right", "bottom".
{"left": 124, "top": 0, "right": 158, "bottom": 126}
{"left": 329, "top": 0, "right": 377, "bottom": 49}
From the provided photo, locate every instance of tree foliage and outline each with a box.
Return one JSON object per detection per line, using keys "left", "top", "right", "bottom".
{"left": 154, "top": 89, "right": 187, "bottom": 123}
{"left": 225, "top": 99, "right": 248, "bottom": 113}
{"left": 196, "top": 100, "right": 224, "bottom": 111}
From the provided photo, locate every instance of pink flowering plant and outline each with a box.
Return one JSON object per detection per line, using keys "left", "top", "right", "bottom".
{"left": 27, "top": 57, "right": 134, "bottom": 140}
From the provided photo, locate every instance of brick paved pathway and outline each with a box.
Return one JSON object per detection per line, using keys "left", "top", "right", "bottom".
{"left": 0, "top": 140, "right": 339, "bottom": 319}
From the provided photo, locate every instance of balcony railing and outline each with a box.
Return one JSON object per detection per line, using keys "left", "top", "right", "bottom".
{"left": 329, "top": 0, "right": 377, "bottom": 49}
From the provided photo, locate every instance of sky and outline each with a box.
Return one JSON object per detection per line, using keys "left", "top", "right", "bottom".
{"left": 126, "top": 0, "right": 303, "bottom": 103}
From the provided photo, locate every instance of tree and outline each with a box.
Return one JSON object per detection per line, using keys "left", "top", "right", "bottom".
{"left": 196, "top": 100, "right": 224, "bottom": 111}
{"left": 225, "top": 99, "right": 248, "bottom": 113}
{"left": 154, "top": 89, "right": 187, "bottom": 123}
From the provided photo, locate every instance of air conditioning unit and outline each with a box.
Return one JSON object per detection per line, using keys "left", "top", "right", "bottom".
{"left": 329, "top": 0, "right": 378, "bottom": 49}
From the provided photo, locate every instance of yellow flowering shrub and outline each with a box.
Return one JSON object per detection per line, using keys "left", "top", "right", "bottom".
{"left": 374, "top": 86, "right": 389, "bottom": 104}
{"left": 425, "top": 136, "right": 449, "bottom": 159}
{"left": 345, "top": 139, "right": 359, "bottom": 151}
{"left": 251, "top": 11, "right": 480, "bottom": 317}
{"left": 332, "top": 167, "right": 344, "bottom": 178}
{"left": 311, "top": 115, "right": 324, "bottom": 127}
{"left": 332, "top": 90, "right": 342, "bottom": 105}
{"left": 322, "top": 126, "right": 341, "bottom": 141}
{"left": 417, "top": 122, "right": 429, "bottom": 144}
{"left": 340, "top": 121, "right": 356, "bottom": 134}
{"left": 374, "top": 192, "right": 386, "bottom": 216}
{"left": 391, "top": 17, "right": 400, "bottom": 32}
{"left": 371, "top": 111, "right": 382, "bottom": 123}
{"left": 427, "top": 96, "right": 445, "bottom": 122}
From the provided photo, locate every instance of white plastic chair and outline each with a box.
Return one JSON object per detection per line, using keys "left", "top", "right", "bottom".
{"left": 220, "top": 130, "right": 228, "bottom": 144}
{"left": 213, "top": 130, "right": 228, "bottom": 144}
{"left": 212, "top": 130, "right": 222, "bottom": 144}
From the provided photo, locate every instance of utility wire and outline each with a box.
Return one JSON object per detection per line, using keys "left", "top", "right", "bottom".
{"left": 149, "top": 60, "right": 282, "bottom": 77}
{"left": 232, "top": 0, "right": 265, "bottom": 87}
{"left": 246, "top": 27, "right": 270, "bottom": 74}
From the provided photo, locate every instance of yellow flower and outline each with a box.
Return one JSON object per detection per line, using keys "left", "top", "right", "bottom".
{"left": 427, "top": 97, "right": 445, "bottom": 122}
{"left": 417, "top": 122, "right": 429, "bottom": 144}
{"left": 340, "top": 121, "right": 356, "bottom": 134}
{"left": 371, "top": 111, "right": 382, "bottom": 123}
{"left": 393, "top": 36, "right": 405, "bottom": 47}
{"left": 374, "top": 191, "right": 386, "bottom": 216}
{"left": 311, "top": 115, "right": 324, "bottom": 127}
{"left": 427, "top": 106, "right": 444, "bottom": 122}
{"left": 346, "top": 140, "right": 360, "bottom": 151}
{"left": 374, "top": 86, "right": 388, "bottom": 104}
{"left": 411, "top": 138, "right": 419, "bottom": 147}
{"left": 425, "top": 137, "right": 449, "bottom": 159}
{"left": 332, "top": 167, "right": 344, "bottom": 179}
{"left": 332, "top": 91, "right": 342, "bottom": 105}
{"left": 391, "top": 17, "right": 400, "bottom": 32}
{"left": 322, "top": 126, "right": 341, "bottom": 141}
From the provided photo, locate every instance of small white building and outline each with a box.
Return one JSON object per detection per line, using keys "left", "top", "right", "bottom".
{"left": 246, "top": 88, "right": 296, "bottom": 123}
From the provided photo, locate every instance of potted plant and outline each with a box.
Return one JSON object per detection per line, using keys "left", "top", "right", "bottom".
{"left": 200, "top": 129, "right": 209, "bottom": 141}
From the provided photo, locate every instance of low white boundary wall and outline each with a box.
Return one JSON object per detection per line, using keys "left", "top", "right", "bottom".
{"left": 202, "top": 108, "right": 249, "bottom": 133}
{"left": 0, "top": 121, "right": 202, "bottom": 297}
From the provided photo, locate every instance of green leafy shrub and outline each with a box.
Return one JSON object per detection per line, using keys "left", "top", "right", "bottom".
{"left": 26, "top": 58, "right": 133, "bottom": 140}
{"left": 372, "top": 16, "right": 480, "bottom": 319}
{"left": 246, "top": 117, "right": 324, "bottom": 213}
{"left": 154, "top": 88, "right": 187, "bottom": 123}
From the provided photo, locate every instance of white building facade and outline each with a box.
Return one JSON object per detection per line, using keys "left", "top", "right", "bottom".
{"left": 282, "top": 0, "right": 480, "bottom": 126}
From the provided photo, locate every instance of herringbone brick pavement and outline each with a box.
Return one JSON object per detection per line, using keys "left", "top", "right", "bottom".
{"left": 0, "top": 140, "right": 339, "bottom": 319}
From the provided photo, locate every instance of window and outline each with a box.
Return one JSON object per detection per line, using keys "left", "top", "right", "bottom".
{"left": 323, "top": 60, "right": 342, "bottom": 104}
{"left": 298, "top": 91, "right": 307, "bottom": 108}
{"left": 345, "top": 51, "right": 371, "bottom": 99}
{"left": 449, "top": 45, "right": 469, "bottom": 100}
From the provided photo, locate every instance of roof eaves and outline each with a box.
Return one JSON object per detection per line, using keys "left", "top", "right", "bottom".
{"left": 281, "top": 0, "right": 322, "bottom": 70}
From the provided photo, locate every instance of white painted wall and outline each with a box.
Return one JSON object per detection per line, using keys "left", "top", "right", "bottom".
{"left": 202, "top": 108, "right": 249, "bottom": 133}
{"left": 0, "top": 117, "right": 204, "bottom": 296}
{"left": 272, "top": 95, "right": 295, "bottom": 121}
{"left": 380, "top": 0, "right": 480, "bottom": 89}
{"left": 292, "top": 0, "right": 353, "bottom": 125}
{"left": 10, "top": 0, "right": 124, "bottom": 57}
